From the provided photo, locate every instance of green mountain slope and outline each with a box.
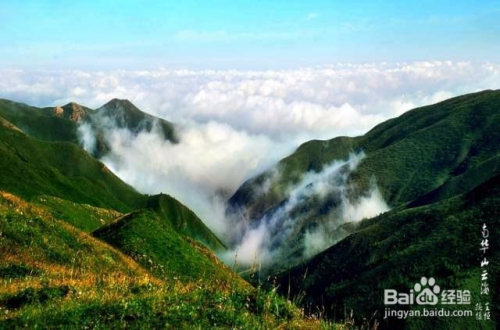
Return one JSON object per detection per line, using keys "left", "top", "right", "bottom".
{"left": 0, "top": 98, "right": 177, "bottom": 157}
{"left": 93, "top": 209, "right": 229, "bottom": 281}
{"left": 0, "top": 122, "right": 145, "bottom": 212}
{"left": 35, "top": 195, "right": 122, "bottom": 233}
{"left": 278, "top": 173, "right": 500, "bottom": 328}
{"left": 227, "top": 90, "right": 500, "bottom": 266}
{"left": 0, "top": 99, "right": 91, "bottom": 144}
{"left": 0, "top": 118, "right": 224, "bottom": 251}
{"left": 229, "top": 90, "right": 500, "bottom": 218}
{"left": 146, "top": 193, "right": 225, "bottom": 251}
{"left": 0, "top": 192, "right": 319, "bottom": 328}
{"left": 225, "top": 90, "right": 500, "bottom": 327}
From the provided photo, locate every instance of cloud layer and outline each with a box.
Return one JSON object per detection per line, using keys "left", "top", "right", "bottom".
{"left": 1, "top": 61, "right": 498, "bottom": 141}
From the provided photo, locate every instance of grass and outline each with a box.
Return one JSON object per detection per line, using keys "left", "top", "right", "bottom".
{"left": 93, "top": 209, "right": 233, "bottom": 283}
{"left": 0, "top": 192, "right": 330, "bottom": 329}
{"left": 0, "top": 123, "right": 223, "bottom": 251}
{"left": 34, "top": 196, "right": 121, "bottom": 233}
{"left": 278, "top": 173, "right": 500, "bottom": 328}
{"left": 230, "top": 90, "right": 500, "bottom": 219}
{"left": 146, "top": 193, "right": 226, "bottom": 251}
{"left": 0, "top": 124, "right": 146, "bottom": 213}
{"left": 1, "top": 281, "right": 328, "bottom": 329}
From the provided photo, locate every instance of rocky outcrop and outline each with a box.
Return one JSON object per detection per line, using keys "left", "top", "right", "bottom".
{"left": 52, "top": 102, "right": 91, "bottom": 122}
{"left": 53, "top": 106, "right": 64, "bottom": 117}
{"left": 63, "top": 102, "right": 88, "bottom": 122}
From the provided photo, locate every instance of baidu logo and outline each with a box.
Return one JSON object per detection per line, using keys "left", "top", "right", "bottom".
{"left": 384, "top": 277, "right": 470, "bottom": 306}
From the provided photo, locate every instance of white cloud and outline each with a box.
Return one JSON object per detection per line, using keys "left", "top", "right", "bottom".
{"left": 77, "top": 122, "right": 96, "bottom": 155}
{"left": 1, "top": 62, "right": 498, "bottom": 142}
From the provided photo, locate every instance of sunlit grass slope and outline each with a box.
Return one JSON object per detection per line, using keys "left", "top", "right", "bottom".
{"left": 0, "top": 192, "right": 325, "bottom": 328}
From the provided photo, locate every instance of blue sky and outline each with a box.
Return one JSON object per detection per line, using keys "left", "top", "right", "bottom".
{"left": 1, "top": 0, "right": 499, "bottom": 69}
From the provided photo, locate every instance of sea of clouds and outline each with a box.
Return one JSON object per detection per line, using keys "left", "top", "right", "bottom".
{"left": 3, "top": 61, "right": 499, "bottom": 140}
{"left": 1, "top": 61, "right": 499, "bottom": 262}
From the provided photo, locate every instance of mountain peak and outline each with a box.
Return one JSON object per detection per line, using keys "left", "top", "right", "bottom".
{"left": 93, "top": 98, "right": 177, "bottom": 142}
{"left": 98, "top": 98, "right": 145, "bottom": 117}
{"left": 108, "top": 98, "right": 130, "bottom": 104}
{"left": 104, "top": 98, "right": 136, "bottom": 108}
{"left": 52, "top": 102, "right": 91, "bottom": 122}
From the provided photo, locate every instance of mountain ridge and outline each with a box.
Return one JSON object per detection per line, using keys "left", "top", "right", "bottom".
{"left": 0, "top": 117, "right": 222, "bottom": 251}
{"left": 227, "top": 90, "right": 500, "bottom": 270}
{"left": 94, "top": 98, "right": 177, "bottom": 142}
{"left": 278, "top": 171, "right": 500, "bottom": 328}
{"left": 0, "top": 98, "right": 177, "bottom": 157}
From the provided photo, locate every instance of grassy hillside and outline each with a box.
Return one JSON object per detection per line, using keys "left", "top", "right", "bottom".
{"left": 0, "top": 192, "right": 323, "bottom": 328}
{"left": 0, "top": 123, "right": 145, "bottom": 212}
{"left": 0, "top": 121, "right": 223, "bottom": 251}
{"left": 35, "top": 196, "right": 122, "bottom": 233}
{"left": 93, "top": 209, "right": 230, "bottom": 282}
{"left": 353, "top": 89, "right": 500, "bottom": 205}
{"left": 278, "top": 173, "right": 500, "bottom": 328}
{"left": 227, "top": 90, "right": 500, "bottom": 267}
{"left": 229, "top": 90, "right": 500, "bottom": 219}
{"left": 147, "top": 193, "right": 225, "bottom": 251}
{"left": 0, "top": 191, "right": 156, "bottom": 326}
{"left": 33, "top": 193, "right": 225, "bottom": 251}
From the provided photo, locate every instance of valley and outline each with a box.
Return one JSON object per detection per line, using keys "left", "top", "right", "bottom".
{"left": 0, "top": 90, "right": 499, "bottom": 328}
